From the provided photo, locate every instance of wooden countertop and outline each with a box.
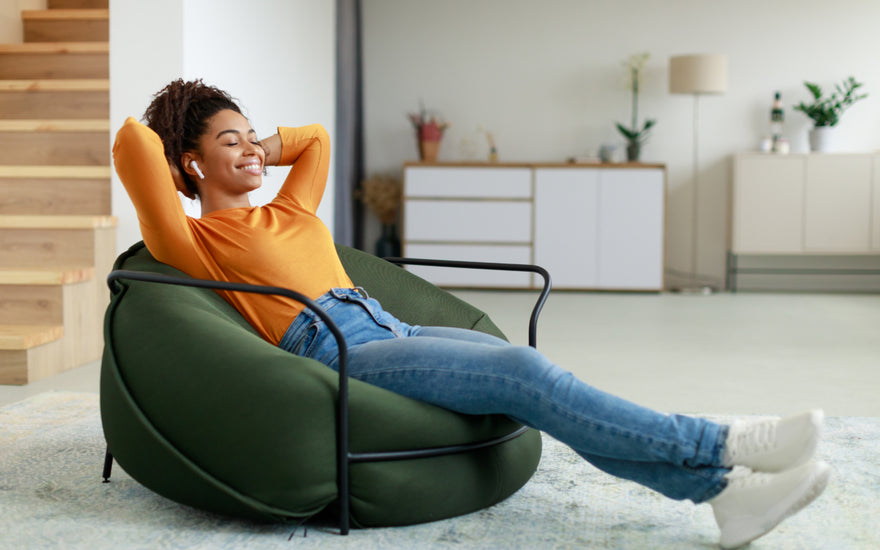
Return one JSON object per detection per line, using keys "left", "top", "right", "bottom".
{"left": 404, "top": 160, "right": 666, "bottom": 169}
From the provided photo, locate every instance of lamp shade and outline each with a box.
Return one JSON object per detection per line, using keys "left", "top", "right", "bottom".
{"left": 669, "top": 54, "right": 728, "bottom": 94}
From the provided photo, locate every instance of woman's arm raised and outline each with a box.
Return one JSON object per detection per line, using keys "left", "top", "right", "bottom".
{"left": 272, "top": 124, "right": 331, "bottom": 213}
{"left": 113, "top": 117, "right": 195, "bottom": 264}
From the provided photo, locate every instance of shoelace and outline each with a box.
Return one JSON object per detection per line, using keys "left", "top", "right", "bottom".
{"left": 724, "top": 465, "right": 770, "bottom": 489}
{"left": 727, "top": 418, "right": 777, "bottom": 460}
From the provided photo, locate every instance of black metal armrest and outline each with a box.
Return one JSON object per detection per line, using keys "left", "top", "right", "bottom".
{"left": 382, "top": 257, "right": 552, "bottom": 349}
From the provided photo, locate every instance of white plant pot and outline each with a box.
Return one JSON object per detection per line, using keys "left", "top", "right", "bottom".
{"left": 809, "top": 127, "right": 834, "bottom": 152}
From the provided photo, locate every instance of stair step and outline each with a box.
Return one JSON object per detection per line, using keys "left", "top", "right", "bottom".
{"left": 50, "top": 0, "right": 108, "bottom": 9}
{"left": 0, "top": 325, "right": 64, "bottom": 350}
{"left": 0, "top": 120, "right": 109, "bottom": 165}
{"left": 0, "top": 166, "right": 111, "bottom": 216}
{"left": 0, "top": 213, "right": 112, "bottom": 384}
{"left": 0, "top": 266, "right": 94, "bottom": 328}
{"left": 0, "top": 119, "right": 108, "bottom": 132}
{"left": 0, "top": 43, "right": 108, "bottom": 79}
{"left": 23, "top": 9, "right": 109, "bottom": 43}
{"left": 0, "top": 214, "right": 116, "bottom": 271}
{"left": 0, "top": 79, "right": 108, "bottom": 119}
{"left": 22, "top": 9, "right": 109, "bottom": 20}
{"left": 0, "top": 165, "right": 110, "bottom": 178}
{"left": 0, "top": 78, "right": 109, "bottom": 91}
{"left": 0, "top": 214, "right": 115, "bottom": 229}
{"left": 0, "top": 265, "right": 94, "bottom": 285}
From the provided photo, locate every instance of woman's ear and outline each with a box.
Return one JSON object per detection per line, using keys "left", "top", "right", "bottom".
{"left": 181, "top": 152, "right": 202, "bottom": 179}
{"left": 174, "top": 153, "right": 199, "bottom": 199}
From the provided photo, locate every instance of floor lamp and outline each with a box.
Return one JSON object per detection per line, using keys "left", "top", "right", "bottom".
{"left": 669, "top": 54, "right": 728, "bottom": 293}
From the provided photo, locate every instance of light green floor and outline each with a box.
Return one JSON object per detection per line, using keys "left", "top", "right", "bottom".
{"left": 3, "top": 291, "right": 879, "bottom": 416}
{"left": 453, "top": 290, "right": 880, "bottom": 417}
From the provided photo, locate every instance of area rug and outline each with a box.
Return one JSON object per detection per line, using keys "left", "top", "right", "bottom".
{"left": 0, "top": 392, "right": 877, "bottom": 549}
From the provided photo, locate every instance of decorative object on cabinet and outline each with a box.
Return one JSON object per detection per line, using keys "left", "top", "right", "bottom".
{"left": 793, "top": 77, "right": 868, "bottom": 153}
{"left": 769, "top": 91, "right": 786, "bottom": 152}
{"left": 408, "top": 103, "right": 450, "bottom": 161}
{"left": 484, "top": 127, "right": 498, "bottom": 162}
{"left": 615, "top": 52, "right": 656, "bottom": 162}
{"left": 599, "top": 143, "right": 616, "bottom": 163}
{"left": 669, "top": 53, "right": 729, "bottom": 293}
{"left": 402, "top": 162, "right": 665, "bottom": 291}
{"left": 358, "top": 174, "right": 403, "bottom": 257}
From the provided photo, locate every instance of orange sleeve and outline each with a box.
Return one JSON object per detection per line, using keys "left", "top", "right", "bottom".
{"left": 274, "top": 124, "right": 331, "bottom": 213}
{"left": 112, "top": 117, "right": 196, "bottom": 268}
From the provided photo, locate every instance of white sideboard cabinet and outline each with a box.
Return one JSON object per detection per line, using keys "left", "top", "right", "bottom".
{"left": 729, "top": 153, "right": 880, "bottom": 290}
{"left": 402, "top": 162, "right": 666, "bottom": 290}
{"left": 732, "top": 153, "right": 878, "bottom": 254}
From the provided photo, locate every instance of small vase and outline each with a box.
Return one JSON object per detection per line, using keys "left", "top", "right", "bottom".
{"left": 808, "top": 127, "right": 834, "bottom": 153}
{"left": 419, "top": 139, "right": 441, "bottom": 162}
{"left": 374, "top": 223, "right": 401, "bottom": 258}
{"left": 626, "top": 141, "right": 641, "bottom": 162}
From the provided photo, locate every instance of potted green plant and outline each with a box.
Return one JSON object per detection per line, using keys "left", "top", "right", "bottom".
{"left": 793, "top": 77, "right": 867, "bottom": 152}
{"left": 616, "top": 53, "right": 656, "bottom": 162}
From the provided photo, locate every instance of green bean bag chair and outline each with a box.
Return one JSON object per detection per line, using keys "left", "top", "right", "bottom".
{"left": 100, "top": 241, "right": 541, "bottom": 528}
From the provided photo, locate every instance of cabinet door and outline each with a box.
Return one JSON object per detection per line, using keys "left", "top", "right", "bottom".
{"left": 732, "top": 155, "right": 805, "bottom": 253}
{"left": 533, "top": 168, "right": 599, "bottom": 288}
{"left": 804, "top": 155, "right": 872, "bottom": 252}
{"left": 598, "top": 169, "right": 665, "bottom": 289}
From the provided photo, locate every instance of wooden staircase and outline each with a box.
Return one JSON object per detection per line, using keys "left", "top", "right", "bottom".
{"left": 0, "top": 0, "right": 114, "bottom": 385}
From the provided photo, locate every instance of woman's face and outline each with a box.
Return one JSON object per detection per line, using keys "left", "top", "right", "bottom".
{"left": 192, "top": 109, "right": 265, "bottom": 200}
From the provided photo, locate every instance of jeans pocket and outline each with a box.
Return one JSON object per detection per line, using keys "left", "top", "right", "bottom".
{"left": 288, "top": 321, "right": 321, "bottom": 358}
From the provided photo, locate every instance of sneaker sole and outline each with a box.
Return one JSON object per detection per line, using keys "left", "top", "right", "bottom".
{"left": 720, "top": 461, "right": 831, "bottom": 549}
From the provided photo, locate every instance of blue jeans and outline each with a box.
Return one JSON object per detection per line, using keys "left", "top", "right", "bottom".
{"left": 279, "top": 288, "right": 731, "bottom": 503}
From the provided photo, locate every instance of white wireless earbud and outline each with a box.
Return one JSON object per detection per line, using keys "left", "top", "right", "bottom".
{"left": 190, "top": 161, "right": 205, "bottom": 180}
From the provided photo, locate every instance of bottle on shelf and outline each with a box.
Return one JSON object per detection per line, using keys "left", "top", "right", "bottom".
{"left": 770, "top": 91, "right": 784, "bottom": 152}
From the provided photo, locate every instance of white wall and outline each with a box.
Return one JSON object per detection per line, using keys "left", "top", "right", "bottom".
{"left": 110, "top": 0, "right": 336, "bottom": 255}
{"left": 109, "top": 0, "right": 184, "bottom": 254}
{"left": 0, "top": 0, "right": 44, "bottom": 43}
{"left": 361, "top": 0, "right": 880, "bottom": 286}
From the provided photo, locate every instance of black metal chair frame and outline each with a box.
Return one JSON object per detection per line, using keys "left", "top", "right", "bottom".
{"left": 101, "top": 257, "right": 551, "bottom": 535}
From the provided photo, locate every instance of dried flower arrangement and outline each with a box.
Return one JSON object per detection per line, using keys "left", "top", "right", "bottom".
{"left": 359, "top": 174, "right": 402, "bottom": 225}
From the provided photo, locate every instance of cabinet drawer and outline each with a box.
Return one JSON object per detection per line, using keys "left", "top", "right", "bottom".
{"left": 402, "top": 243, "right": 533, "bottom": 288}
{"left": 405, "top": 167, "right": 532, "bottom": 198}
{"left": 403, "top": 200, "right": 532, "bottom": 243}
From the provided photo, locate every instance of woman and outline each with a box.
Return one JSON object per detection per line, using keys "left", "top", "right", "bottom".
{"left": 114, "top": 79, "right": 829, "bottom": 549}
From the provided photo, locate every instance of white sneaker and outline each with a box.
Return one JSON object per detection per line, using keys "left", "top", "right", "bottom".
{"left": 723, "top": 410, "right": 823, "bottom": 472}
{"left": 710, "top": 460, "right": 831, "bottom": 549}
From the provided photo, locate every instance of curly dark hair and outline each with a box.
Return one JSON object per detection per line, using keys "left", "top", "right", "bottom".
{"left": 143, "top": 79, "right": 243, "bottom": 198}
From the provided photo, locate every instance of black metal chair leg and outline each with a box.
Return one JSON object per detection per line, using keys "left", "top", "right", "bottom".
{"left": 102, "top": 447, "right": 113, "bottom": 483}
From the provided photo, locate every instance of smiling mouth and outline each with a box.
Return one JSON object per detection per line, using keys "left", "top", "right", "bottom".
{"left": 237, "top": 161, "right": 263, "bottom": 175}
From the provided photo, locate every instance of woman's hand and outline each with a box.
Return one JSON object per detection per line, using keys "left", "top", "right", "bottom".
{"left": 259, "top": 134, "right": 282, "bottom": 166}
{"left": 168, "top": 161, "right": 196, "bottom": 200}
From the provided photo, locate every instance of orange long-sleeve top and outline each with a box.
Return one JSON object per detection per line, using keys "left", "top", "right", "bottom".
{"left": 113, "top": 117, "right": 354, "bottom": 345}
